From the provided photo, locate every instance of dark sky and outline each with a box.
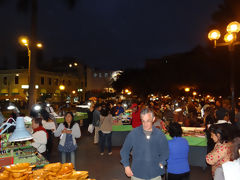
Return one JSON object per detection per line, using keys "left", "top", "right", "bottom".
{"left": 0, "top": 0, "right": 222, "bottom": 70}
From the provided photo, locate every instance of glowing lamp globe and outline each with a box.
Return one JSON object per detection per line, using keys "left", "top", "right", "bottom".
{"left": 208, "top": 29, "right": 221, "bottom": 41}
{"left": 227, "top": 21, "right": 240, "bottom": 33}
{"left": 224, "top": 33, "right": 234, "bottom": 42}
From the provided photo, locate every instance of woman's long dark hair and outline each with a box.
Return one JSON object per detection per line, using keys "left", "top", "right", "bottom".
{"left": 63, "top": 112, "right": 76, "bottom": 129}
{"left": 231, "top": 137, "right": 240, "bottom": 160}
{"left": 209, "top": 123, "right": 232, "bottom": 143}
{"left": 100, "top": 105, "right": 110, "bottom": 117}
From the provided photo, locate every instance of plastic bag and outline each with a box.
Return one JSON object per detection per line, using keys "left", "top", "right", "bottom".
{"left": 88, "top": 124, "right": 94, "bottom": 133}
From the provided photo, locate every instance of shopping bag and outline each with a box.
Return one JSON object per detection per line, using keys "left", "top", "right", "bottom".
{"left": 88, "top": 124, "right": 94, "bottom": 133}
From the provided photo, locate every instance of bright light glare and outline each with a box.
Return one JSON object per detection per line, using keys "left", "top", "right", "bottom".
{"left": 19, "top": 36, "right": 29, "bottom": 46}
{"left": 36, "top": 43, "right": 43, "bottom": 48}
{"left": 185, "top": 88, "right": 190, "bottom": 92}
{"left": 224, "top": 33, "right": 234, "bottom": 42}
{"left": 59, "top": 85, "right": 65, "bottom": 90}
{"left": 34, "top": 105, "right": 41, "bottom": 111}
{"left": 227, "top": 21, "right": 240, "bottom": 33}
{"left": 175, "top": 108, "right": 182, "bottom": 112}
{"left": 208, "top": 29, "right": 221, "bottom": 40}
{"left": 7, "top": 105, "right": 15, "bottom": 110}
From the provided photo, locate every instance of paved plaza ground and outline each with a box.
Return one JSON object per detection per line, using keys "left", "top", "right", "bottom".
{"left": 48, "top": 126, "right": 212, "bottom": 180}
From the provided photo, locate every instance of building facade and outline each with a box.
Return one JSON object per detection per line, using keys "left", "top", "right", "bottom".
{"left": 0, "top": 69, "right": 85, "bottom": 103}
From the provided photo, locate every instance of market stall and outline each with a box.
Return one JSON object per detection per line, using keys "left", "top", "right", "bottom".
{"left": 0, "top": 134, "right": 48, "bottom": 168}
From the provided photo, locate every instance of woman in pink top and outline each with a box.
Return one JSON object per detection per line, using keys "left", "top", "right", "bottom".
{"left": 206, "top": 123, "right": 232, "bottom": 177}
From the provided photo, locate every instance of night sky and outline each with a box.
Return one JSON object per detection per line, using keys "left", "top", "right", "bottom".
{"left": 0, "top": 0, "right": 222, "bottom": 70}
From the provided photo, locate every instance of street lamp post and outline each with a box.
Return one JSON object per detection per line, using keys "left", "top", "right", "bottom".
{"left": 19, "top": 36, "right": 43, "bottom": 113}
{"left": 208, "top": 21, "right": 240, "bottom": 121}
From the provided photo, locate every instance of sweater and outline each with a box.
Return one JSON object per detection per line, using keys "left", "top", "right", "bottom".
{"left": 31, "top": 130, "right": 47, "bottom": 153}
{"left": 206, "top": 142, "right": 232, "bottom": 176}
{"left": 54, "top": 123, "right": 81, "bottom": 147}
{"left": 131, "top": 109, "right": 142, "bottom": 128}
{"left": 120, "top": 125, "right": 169, "bottom": 179}
{"left": 167, "top": 137, "right": 190, "bottom": 174}
{"left": 99, "top": 114, "right": 113, "bottom": 133}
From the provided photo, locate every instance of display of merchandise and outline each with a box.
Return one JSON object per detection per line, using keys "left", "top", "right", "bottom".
{"left": 0, "top": 162, "right": 95, "bottom": 180}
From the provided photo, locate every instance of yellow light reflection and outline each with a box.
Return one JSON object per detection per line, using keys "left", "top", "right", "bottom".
{"left": 19, "top": 36, "right": 29, "bottom": 46}
{"left": 36, "top": 43, "right": 43, "bottom": 48}
{"left": 184, "top": 88, "right": 190, "bottom": 92}
{"left": 59, "top": 85, "right": 65, "bottom": 90}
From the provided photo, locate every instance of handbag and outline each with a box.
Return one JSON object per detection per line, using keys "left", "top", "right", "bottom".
{"left": 88, "top": 124, "right": 94, "bottom": 133}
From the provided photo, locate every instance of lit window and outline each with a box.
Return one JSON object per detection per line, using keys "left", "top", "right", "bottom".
{"left": 105, "top": 73, "right": 108, "bottom": 77}
{"left": 94, "top": 73, "right": 97, "bottom": 78}
{"left": 99, "top": 73, "right": 102, "bottom": 78}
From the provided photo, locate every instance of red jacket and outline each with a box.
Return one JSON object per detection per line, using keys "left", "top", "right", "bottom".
{"left": 132, "top": 109, "right": 142, "bottom": 128}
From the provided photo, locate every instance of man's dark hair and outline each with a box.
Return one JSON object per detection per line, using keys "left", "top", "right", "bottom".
{"left": 95, "top": 103, "right": 101, "bottom": 109}
{"left": 168, "top": 122, "right": 182, "bottom": 137}
{"left": 33, "top": 117, "right": 43, "bottom": 126}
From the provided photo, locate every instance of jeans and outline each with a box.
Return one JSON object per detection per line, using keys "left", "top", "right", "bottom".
{"left": 99, "top": 131, "right": 112, "bottom": 153}
{"left": 94, "top": 127, "right": 100, "bottom": 143}
{"left": 61, "top": 151, "right": 76, "bottom": 168}
{"left": 168, "top": 172, "right": 190, "bottom": 180}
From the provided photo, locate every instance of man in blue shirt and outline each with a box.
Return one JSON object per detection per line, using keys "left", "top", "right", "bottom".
{"left": 115, "top": 102, "right": 124, "bottom": 116}
{"left": 120, "top": 108, "right": 169, "bottom": 180}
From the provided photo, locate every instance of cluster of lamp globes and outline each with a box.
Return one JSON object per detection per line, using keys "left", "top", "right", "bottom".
{"left": 208, "top": 21, "right": 240, "bottom": 46}
{"left": 18, "top": 36, "right": 43, "bottom": 49}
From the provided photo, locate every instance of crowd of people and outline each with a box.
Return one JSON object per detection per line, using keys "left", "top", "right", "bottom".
{"left": 2, "top": 96, "right": 240, "bottom": 180}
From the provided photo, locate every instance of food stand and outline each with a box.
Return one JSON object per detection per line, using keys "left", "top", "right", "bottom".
{"left": 0, "top": 133, "right": 48, "bottom": 168}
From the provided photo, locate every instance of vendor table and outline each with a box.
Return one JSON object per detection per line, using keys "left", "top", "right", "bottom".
{"left": 112, "top": 125, "right": 207, "bottom": 169}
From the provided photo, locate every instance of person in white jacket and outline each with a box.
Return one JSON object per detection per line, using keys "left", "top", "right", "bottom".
{"left": 54, "top": 112, "right": 81, "bottom": 168}
{"left": 31, "top": 118, "right": 48, "bottom": 157}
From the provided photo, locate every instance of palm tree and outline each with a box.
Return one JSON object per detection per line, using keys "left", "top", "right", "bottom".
{"left": 0, "top": 0, "right": 77, "bottom": 113}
